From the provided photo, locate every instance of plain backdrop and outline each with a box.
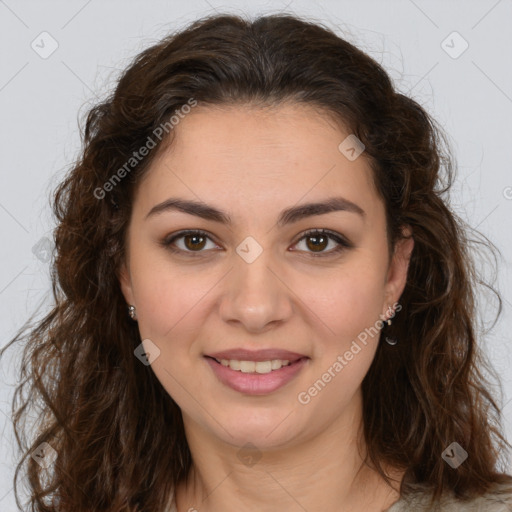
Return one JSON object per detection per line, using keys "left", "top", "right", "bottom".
{"left": 1, "top": 0, "right": 511, "bottom": 509}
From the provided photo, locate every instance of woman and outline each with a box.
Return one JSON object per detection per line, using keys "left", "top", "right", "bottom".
{"left": 3, "top": 12, "right": 512, "bottom": 512}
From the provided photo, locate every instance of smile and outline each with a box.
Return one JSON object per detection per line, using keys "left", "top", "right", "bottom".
{"left": 204, "top": 356, "right": 309, "bottom": 395}
{"left": 214, "top": 358, "right": 292, "bottom": 373}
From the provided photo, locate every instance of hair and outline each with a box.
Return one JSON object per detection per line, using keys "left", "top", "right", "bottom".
{"left": 2, "top": 11, "right": 511, "bottom": 512}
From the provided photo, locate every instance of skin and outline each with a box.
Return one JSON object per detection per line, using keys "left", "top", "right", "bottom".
{"left": 120, "top": 102, "right": 414, "bottom": 512}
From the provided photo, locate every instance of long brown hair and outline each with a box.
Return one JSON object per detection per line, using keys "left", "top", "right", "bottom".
{"left": 2, "top": 12, "right": 511, "bottom": 511}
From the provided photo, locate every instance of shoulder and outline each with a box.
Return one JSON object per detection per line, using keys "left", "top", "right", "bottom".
{"left": 385, "top": 481, "right": 512, "bottom": 512}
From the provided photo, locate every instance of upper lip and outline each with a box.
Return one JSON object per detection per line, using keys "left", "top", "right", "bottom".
{"left": 205, "top": 349, "right": 308, "bottom": 362}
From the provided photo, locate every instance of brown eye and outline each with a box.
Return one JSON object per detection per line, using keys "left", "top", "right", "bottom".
{"left": 162, "top": 230, "right": 218, "bottom": 255}
{"left": 183, "top": 233, "right": 207, "bottom": 251}
{"left": 304, "top": 232, "right": 329, "bottom": 252}
{"left": 292, "top": 229, "right": 353, "bottom": 257}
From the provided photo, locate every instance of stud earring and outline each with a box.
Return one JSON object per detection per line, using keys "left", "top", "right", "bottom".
{"left": 128, "top": 305, "right": 137, "bottom": 320}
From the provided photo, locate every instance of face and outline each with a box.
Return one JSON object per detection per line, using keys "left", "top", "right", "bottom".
{"left": 120, "top": 103, "right": 413, "bottom": 451}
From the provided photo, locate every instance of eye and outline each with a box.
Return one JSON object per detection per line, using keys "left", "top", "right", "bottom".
{"left": 160, "top": 228, "right": 353, "bottom": 257}
{"left": 291, "top": 229, "right": 353, "bottom": 257}
{"left": 161, "top": 230, "right": 219, "bottom": 255}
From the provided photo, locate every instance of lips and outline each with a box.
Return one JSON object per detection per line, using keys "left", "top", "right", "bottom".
{"left": 205, "top": 348, "right": 308, "bottom": 363}
{"left": 205, "top": 353, "right": 309, "bottom": 395}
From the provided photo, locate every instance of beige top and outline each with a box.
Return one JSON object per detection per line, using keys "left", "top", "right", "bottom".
{"left": 166, "top": 481, "right": 512, "bottom": 511}
{"left": 384, "top": 481, "right": 512, "bottom": 511}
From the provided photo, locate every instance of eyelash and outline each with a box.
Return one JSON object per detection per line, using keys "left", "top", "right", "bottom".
{"left": 160, "top": 228, "right": 353, "bottom": 258}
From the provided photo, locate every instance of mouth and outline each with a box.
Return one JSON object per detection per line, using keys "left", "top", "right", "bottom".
{"left": 204, "top": 355, "right": 309, "bottom": 374}
{"left": 204, "top": 354, "right": 309, "bottom": 395}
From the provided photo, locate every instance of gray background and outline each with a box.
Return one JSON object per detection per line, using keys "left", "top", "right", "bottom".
{"left": 1, "top": 0, "right": 511, "bottom": 508}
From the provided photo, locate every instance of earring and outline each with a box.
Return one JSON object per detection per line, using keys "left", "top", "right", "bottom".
{"left": 128, "top": 305, "right": 137, "bottom": 320}
{"left": 382, "top": 309, "right": 397, "bottom": 346}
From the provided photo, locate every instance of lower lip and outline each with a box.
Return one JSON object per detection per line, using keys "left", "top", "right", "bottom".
{"left": 204, "top": 356, "right": 308, "bottom": 395}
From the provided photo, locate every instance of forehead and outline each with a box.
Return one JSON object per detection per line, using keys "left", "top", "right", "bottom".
{"left": 135, "top": 103, "right": 382, "bottom": 222}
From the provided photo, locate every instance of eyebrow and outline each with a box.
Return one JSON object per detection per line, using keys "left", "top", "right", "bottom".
{"left": 145, "top": 196, "right": 366, "bottom": 226}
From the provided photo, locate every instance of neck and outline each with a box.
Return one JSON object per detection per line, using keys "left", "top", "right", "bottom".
{"left": 175, "top": 391, "right": 403, "bottom": 512}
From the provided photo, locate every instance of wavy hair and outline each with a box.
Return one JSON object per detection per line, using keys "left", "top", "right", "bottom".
{"left": 2, "top": 11, "right": 511, "bottom": 511}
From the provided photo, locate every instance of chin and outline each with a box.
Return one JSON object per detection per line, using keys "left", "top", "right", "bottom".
{"left": 211, "top": 411, "right": 304, "bottom": 451}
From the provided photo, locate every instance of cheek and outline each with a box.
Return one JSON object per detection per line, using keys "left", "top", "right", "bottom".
{"left": 300, "top": 263, "right": 386, "bottom": 344}
{"left": 135, "top": 266, "right": 209, "bottom": 342}
{"left": 131, "top": 262, "right": 210, "bottom": 406}
{"left": 293, "top": 268, "right": 384, "bottom": 416}
{"left": 125, "top": 240, "right": 195, "bottom": 335}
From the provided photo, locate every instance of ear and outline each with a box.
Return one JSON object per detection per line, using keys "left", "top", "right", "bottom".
{"left": 383, "top": 226, "right": 414, "bottom": 310}
{"left": 119, "top": 260, "right": 135, "bottom": 306}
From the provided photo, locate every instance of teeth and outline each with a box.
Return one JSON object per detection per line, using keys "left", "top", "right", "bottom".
{"left": 240, "top": 361, "right": 256, "bottom": 373}
{"left": 228, "top": 359, "right": 241, "bottom": 370}
{"left": 217, "top": 358, "right": 292, "bottom": 374}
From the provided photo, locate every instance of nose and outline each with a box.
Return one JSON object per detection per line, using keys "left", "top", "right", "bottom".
{"left": 218, "top": 246, "right": 294, "bottom": 333}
